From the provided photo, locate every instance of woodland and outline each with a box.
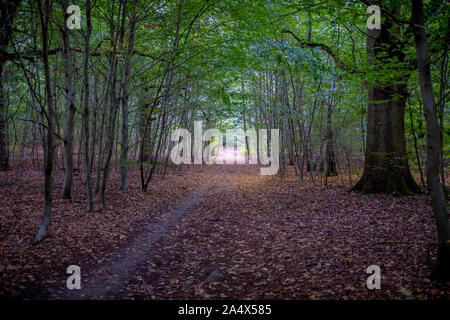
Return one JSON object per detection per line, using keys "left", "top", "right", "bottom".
{"left": 0, "top": 0, "right": 449, "bottom": 299}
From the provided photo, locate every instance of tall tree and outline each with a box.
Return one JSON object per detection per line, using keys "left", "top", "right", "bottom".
{"left": 351, "top": 1, "right": 420, "bottom": 195}
{"left": 282, "top": 1, "right": 419, "bottom": 194}
{"left": 119, "top": 0, "right": 137, "bottom": 191}
{"left": 325, "top": 81, "right": 337, "bottom": 177}
{"left": 0, "top": 0, "right": 21, "bottom": 171}
{"left": 83, "top": 0, "right": 94, "bottom": 211}
{"left": 411, "top": 0, "right": 449, "bottom": 281}
{"left": 101, "top": 0, "right": 124, "bottom": 206}
{"left": 60, "top": 0, "right": 76, "bottom": 199}
{"left": 34, "top": 0, "right": 55, "bottom": 244}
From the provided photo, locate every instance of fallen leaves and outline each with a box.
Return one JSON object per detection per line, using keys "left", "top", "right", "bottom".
{"left": 0, "top": 165, "right": 448, "bottom": 300}
{"left": 0, "top": 165, "right": 210, "bottom": 298}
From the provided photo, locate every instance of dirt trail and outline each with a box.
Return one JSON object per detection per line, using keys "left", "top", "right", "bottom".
{"left": 41, "top": 168, "right": 225, "bottom": 299}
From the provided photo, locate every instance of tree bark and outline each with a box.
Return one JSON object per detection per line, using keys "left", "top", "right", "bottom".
{"left": 325, "top": 85, "right": 337, "bottom": 177}
{"left": 61, "top": 1, "right": 76, "bottom": 199}
{"left": 34, "top": 0, "right": 55, "bottom": 244}
{"left": 351, "top": 6, "right": 419, "bottom": 195}
{"left": 83, "top": 0, "right": 94, "bottom": 212}
{"left": 119, "top": 0, "right": 137, "bottom": 191}
{"left": 101, "top": 0, "right": 123, "bottom": 207}
{"left": 411, "top": 0, "right": 450, "bottom": 281}
{"left": 0, "top": 0, "right": 21, "bottom": 171}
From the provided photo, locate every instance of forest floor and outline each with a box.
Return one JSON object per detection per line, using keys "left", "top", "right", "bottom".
{"left": 0, "top": 163, "right": 449, "bottom": 300}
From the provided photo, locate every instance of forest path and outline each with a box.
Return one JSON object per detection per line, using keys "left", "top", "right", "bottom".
{"left": 34, "top": 165, "right": 442, "bottom": 300}
{"left": 43, "top": 166, "right": 227, "bottom": 299}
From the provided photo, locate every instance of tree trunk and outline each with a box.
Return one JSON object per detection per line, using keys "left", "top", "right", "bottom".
{"left": 411, "top": 0, "right": 450, "bottom": 281}
{"left": 83, "top": 0, "right": 94, "bottom": 212}
{"left": 0, "top": 0, "right": 21, "bottom": 171}
{"left": 325, "top": 88, "right": 337, "bottom": 177}
{"left": 351, "top": 9, "right": 419, "bottom": 195}
{"left": 120, "top": 0, "right": 137, "bottom": 191}
{"left": 34, "top": 0, "right": 55, "bottom": 244}
{"left": 101, "top": 0, "right": 123, "bottom": 207}
{"left": 438, "top": 22, "right": 449, "bottom": 198}
{"left": 61, "top": 1, "right": 76, "bottom": 199}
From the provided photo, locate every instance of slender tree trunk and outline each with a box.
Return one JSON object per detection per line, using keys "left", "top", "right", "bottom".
{"left": 411, "top": 0, "right": 450, "bottom": 281}
{"left": 408, "top": 99, "right": 425, "bottom": 187}
{"left": 101, "top": 0, "right": 123, "bottom": 207}
{"left": 438, "top": 23, "right": 449, "bottom": 198}
{"left": 0, "top": 64, "right": 8, "bottom": 171}
{"left": 0, "top": 0, "right": 21, "bottom": 171}
{"left": 120, "top": 0, "right": 137, "bottom": 190}
{"left": 325, "top": 86, "right": 337, "bottom": 177}
{"left": 83, "top": 0, "right": 94, "bottom": 212}
{"left": 89, "top": 74, "right": 99, "bottom": 173}
{"left": 95, "top": 100, "right": 106, "bottom": 194}
{"left": 34, "top": 0, "right": 55, "bottom": 244}
{"left": 305, "top": 13, "right": 314, "bottom": 173}
{"left": 61, "top": 1, "right": 76, "bottom": 199}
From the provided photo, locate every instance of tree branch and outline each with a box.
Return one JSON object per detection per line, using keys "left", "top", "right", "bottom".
{"left": 281, "top": 29, "right": 360, "bottom": 74}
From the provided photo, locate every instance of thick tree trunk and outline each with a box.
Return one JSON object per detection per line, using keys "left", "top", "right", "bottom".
{"left": 351, "top": 10, "right": 419, "bottom": 195}
{"left": 411, "top": 0, "right": 450, "bottom": 281}
{"left": 352, "top": 84, "right": 419, "bottom": 194}
{"left": 0, "top": 0, "right": 21, "bottom": 171}
{"left": 61, "top": 2, "right": 76, "bottom": 199}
